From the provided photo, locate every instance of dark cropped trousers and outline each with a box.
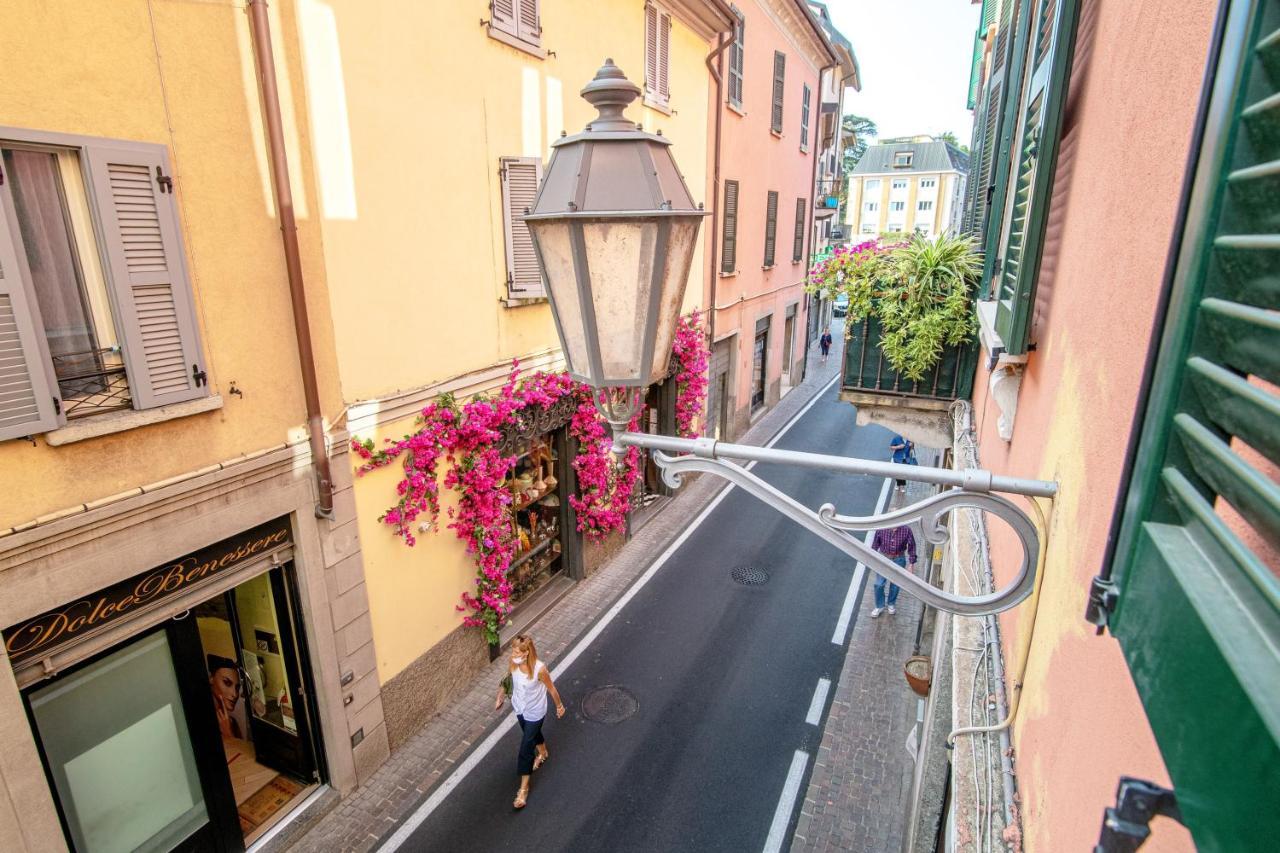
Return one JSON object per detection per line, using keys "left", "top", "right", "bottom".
{"left": 516, "top": 714, "right": 545, "bottom": 776}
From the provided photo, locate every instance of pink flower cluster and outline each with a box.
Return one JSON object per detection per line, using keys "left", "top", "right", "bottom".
{"left": 671, "top": 311, "right": 710, "bottom": 438}
{"left": 352, "top": 364, "right": 644, "bottom": 644}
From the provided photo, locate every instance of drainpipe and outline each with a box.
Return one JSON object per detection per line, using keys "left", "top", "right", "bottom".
{"left": 704, "top": 31, "right": 732, "bottom": 347}
{"left": 247, "top": 0, "right": 335, "bottom": 519}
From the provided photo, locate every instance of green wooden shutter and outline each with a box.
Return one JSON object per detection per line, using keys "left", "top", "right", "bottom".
{"left": 967, "top": 0, "right": 1022, "bottom": 241}
{"left": 987, "top": 0, "right": 1080, "bottom": 354}
{"left": 1105, "top": 1, "right": 1280, "bottom": 848}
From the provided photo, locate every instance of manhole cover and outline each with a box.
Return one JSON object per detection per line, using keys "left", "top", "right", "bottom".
{"left": 731, "top": 566, "right": 771, "bottom": 586}
{"left": 581, "top": 686, "right": 638, "bottom": 723}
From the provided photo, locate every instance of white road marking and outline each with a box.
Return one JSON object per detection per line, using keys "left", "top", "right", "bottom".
{"left": 763, "top": 750, "right": 810, "bottom": 853}
{"left": 379, "top": 372, "right": 840, "bottom": 852}
{"left": 805, "top": 678, "right": 831, "bottom": 726}
{"left": 831, "top": 475, "right": 892, "bottom": 645}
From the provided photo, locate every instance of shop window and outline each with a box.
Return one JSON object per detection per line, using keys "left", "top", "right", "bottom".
{"left": 752, "top": 318, "right": 770, "bottom": 411}
{"left": 0, "top": 131, "right": 209, "bottom": 441}
{"left": 504, "top": 431, "right": 571, "bottom": 609}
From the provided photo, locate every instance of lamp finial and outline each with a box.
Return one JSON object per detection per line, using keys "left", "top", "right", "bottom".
{"left": 581, "top": 59, "right": 642, "bottom": 132}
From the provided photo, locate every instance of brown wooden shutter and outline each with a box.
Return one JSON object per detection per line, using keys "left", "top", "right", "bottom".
{"left": 800, "top": 85, "right": 811, "bottom": 151}
{"left": 764, "top": 190, "right": 778, "bottom": 266}
{"left": 83, "top": 144, "right": 207, "bottom": 409}
{"left": 721, "top": 179, "right": 739, "bottom": 273}
{"left": 729, "top": 10, "right": 745, "bottom": 107}
{"left": 501, "top": 156, "right": 545, "bottom": 299}
{"left": 771, "top": 52, "right": 786, "bottom": 133}
{"left": 491, "top": 0, "right": 518, "bottom": 37}
{"left": 792, "top": 197, "right": 806, "bottom": 262}
{"left": 0, "top": 185, "right": 62, "bottom": 440}
{"left": 516, "top": 0, "right": 541, "bottom": 46}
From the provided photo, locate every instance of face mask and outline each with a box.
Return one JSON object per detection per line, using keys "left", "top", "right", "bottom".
{"left": 512, "top": 656, "right": 526, "bottom": 665}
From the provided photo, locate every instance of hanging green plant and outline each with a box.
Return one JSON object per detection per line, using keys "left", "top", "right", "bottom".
{"left": 807, "top": 233, "right": 980, "bottom": 381}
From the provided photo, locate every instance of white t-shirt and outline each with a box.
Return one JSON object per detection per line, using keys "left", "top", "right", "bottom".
{"left": 510, "top": 660, "right": 548, "bottom": 721}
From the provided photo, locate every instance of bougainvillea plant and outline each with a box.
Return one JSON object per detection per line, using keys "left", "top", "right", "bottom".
{"left": 671, "top": 310, "right": 710, "bottom": 438}
{"left": 806, "top": 233, "right": 979, "bottom": 381}
{"left": 352, "top": 313, "right": 707, "bottom": 644}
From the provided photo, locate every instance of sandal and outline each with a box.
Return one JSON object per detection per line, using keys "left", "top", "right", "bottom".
{"left": 513, "top": 787, "right": 528, "bottom": 809}
{"left": 533, "top": 751, "right": 548, "bottom": 772}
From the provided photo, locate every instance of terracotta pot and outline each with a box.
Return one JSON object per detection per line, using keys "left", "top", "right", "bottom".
{"left": 904, "top": 654, "right": 932, "bottom": 696}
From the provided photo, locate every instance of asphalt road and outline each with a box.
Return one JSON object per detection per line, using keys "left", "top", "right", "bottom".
{"left": 398, "top": 377, "right": 893, "bottom": 853}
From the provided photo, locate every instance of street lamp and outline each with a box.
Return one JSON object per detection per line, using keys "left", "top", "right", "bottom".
{"left": 526, "top": 61, "right": 1056, "bottom": 617}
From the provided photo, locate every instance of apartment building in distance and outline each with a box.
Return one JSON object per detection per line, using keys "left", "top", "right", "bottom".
{"left": 847, "top": 136, "right": 968, "bottom": 238}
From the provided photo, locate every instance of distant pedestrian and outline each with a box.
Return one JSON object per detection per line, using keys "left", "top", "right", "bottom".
{"left": 889, "top": 433, "right": 916, "bottom": 492}
{"left": 870, "top": 524, "right": 917, "bottom": 618}
{"left": 494, "top": 634, "right": 566, "bottom": 809}
{"left": 819, "top": 331, "right": 833, "bottom": 362}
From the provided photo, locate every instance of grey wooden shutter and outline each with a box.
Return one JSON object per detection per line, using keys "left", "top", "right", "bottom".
{"left": 729, "top": 10, "right": 745, "bottom": 107}
{"left": 0, "top": 186, "right": 62, "bottom": 440}
{"left": 721, "top": 180, "right": 739, "bottom": 273}
{"left": 792, "top": 197, "right": 805, "bottom": 262}
{"left": 771, "top": 52, "right": 786, "bottom": 133}
{"left": 83, "top": 143, "right": 207, "bottom": 409}
{"left": 1103, "top": 2, "right": 1280, "bottom": 846}
{"left": 501, "top": 157, "right": 545, "bottom": 299}
{"left": 990, "top": 0, "right": 1080, "bottom": 355}
{"left": 657, "top": 8, "right": 671, "bottom": 99}
{"left": 516, "top": 0, "right": 541, "bottom": 46}
{"left": 490, "top": 0, "right": 518, "bottom": 37}
{"left": 800, "top": 85, "right": 811, "bottom": 151}
{"left": 764, "top": 190, "right": 778, "bottom": 266}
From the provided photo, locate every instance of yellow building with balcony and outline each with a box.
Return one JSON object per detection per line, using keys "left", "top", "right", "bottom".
{"left": 847, "top": 136, "right": 969, "bottom": 238}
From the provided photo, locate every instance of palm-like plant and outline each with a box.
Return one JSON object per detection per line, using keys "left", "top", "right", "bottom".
{"left": 806, "top": 233, "right": 980, "bottom": 381}
{"left": 876, "top": 233, "right": 980, "bottom": 380}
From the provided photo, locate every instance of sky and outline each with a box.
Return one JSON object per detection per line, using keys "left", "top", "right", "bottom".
{"left": 824, "top": 0, "right": 982, "bottom": 144}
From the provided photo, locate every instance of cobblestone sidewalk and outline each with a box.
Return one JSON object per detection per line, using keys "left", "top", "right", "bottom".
{"left": 273, "top": 338, "right": 846, "bottom": 853}
{"left": 792, "top": 471, "right": 940, "bottom": 852}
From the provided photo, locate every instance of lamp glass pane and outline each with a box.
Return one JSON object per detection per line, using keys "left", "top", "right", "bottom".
{"left": 647, "top": 217, "right": 701, "bottom": 384}
{"left": 581, "top": 219, "right": 658, "bottom": 383}
{"left": 528, "top": 220, "right": 591, "bottom": 377}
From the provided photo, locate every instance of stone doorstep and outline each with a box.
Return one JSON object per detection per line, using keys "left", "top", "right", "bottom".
{"left": 273, "top": 342, "right": 846, "bottom": 853}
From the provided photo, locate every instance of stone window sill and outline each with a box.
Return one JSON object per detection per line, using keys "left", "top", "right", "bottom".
{"left": 727, "top": 102, "right": 746, "bottom": 118}
{"left": 771, "top": 129, "right": 783, "bottom": 139}
{"left": 44, "top": 395, "right": 224, "bottom": 446}
{"left": 718, "top": 270, "right": 738, "bottom": 278}
{"left": 486, "top": 27, "right": 546, "bottom": 59}
{"left": 501, "top": 295, "right": 549, "bottom": 309}
{"left": 643, "top": 94, "right": 673, "bottom": 116}
{"left": 976, "top": 300, "right": 1029, "bottom": 368}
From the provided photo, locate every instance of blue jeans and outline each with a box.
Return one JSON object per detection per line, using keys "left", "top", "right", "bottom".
{"left": 516, "top": 714, "right": 545, "bottom": 776}
{"left": 874, "top": 555, "right": 906, "bottom": 608}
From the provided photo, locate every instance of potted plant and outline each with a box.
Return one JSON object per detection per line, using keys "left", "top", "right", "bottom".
{"left": 808, "top": 233, "right": 980, "bottom": 381}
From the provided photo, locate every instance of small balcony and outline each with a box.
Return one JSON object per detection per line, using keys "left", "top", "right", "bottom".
{"left": 839, "top": 316, "right": 979, "bottom": 446}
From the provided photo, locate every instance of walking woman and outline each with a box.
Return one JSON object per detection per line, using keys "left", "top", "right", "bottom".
{"left": 494, "top": 635, "right": 566, "bottom": 809}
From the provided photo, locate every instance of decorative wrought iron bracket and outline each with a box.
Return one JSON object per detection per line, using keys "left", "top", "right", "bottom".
{"left": 614, "top": 431, "right": 1057, "bottom": 617}
{"left": 1093, "top": 777, "right": 1183, "bottom": 853}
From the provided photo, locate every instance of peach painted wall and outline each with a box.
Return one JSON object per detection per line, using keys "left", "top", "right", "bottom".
{"left": 968, "top": 1, "right": 1214, "bottom": 849}
{"left": 711, "top": 0, "right": 826, "bottom": 429}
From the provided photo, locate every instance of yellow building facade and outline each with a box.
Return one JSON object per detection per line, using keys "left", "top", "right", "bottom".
{"left": 847, "top": 137, "right": 967, "bottom": 238}
{"left": 0, "top": 1, "right": 729, "bottom": 850}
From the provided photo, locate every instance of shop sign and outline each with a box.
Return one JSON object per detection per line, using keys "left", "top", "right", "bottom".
{"left": 4, "top": 517, "right": 291, "bottom": 666}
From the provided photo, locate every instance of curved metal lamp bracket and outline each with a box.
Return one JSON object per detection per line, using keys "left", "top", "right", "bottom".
{"left": 637, "top": 441, "right": 1047, "bottom": 617}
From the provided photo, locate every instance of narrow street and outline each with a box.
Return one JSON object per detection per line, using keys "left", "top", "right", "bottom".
{"left": 395, "top": 363, "right": 898, "bottom": 852}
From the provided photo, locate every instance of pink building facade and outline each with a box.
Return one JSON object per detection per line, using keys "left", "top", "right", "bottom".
{"left": 702, "top": 0, "right": 838, "bottom": 440}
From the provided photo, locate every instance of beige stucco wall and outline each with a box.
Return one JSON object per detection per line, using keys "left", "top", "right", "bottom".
{"left": 329, "top": 0, "right": 716, "bottom": 683}
{"left": 969, "top": 1, "right": 1214, "bottom": 848}
{"left": 0, "top": 0, "right": 343, "bottom": 528}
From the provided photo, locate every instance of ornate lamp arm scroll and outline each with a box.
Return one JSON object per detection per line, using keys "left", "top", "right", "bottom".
{"left": 648, "top": 450, "right": 1041, "bottom": 617}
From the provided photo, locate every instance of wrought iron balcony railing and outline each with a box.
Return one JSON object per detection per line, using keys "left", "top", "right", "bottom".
{"left": 842, "top": 316, "right": 979, "bottom": 402}
{"left": 51, "top": 347, "right": 132, "bottom": 419}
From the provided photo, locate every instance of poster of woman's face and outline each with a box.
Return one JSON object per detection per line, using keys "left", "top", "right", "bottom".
{"left": 207, "top": 654, "right": 249, "bottom": 740}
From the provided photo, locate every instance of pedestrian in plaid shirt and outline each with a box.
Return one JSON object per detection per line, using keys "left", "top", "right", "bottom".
{"left": 870, "top": 524, "right": 916, "bottom": 617}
